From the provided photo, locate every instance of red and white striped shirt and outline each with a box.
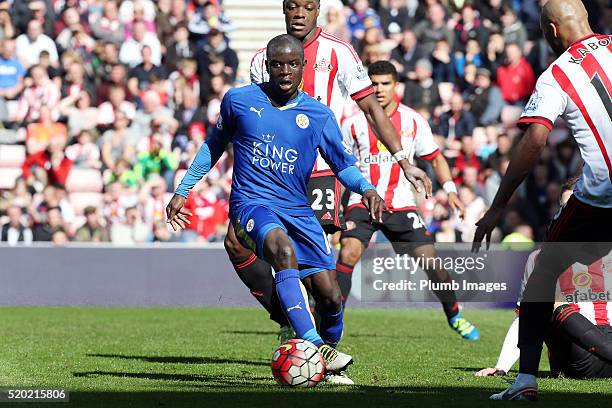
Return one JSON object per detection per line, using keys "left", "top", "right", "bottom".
{"left": 342, "top": 102, "right": 439, "bottom": 210}
{"left": 519, "top": 249, "right": 612, "bottom": 326}
{"left": 250, "top": 27, "right": 374, "bottom": 173}
{"left": 518, "top": 33, "right": 612, "bottom": 208}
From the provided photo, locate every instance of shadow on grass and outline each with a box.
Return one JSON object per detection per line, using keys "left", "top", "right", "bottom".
{"left": 87, "top": 354, "right": 269, "bottom": 366}
{"left": 40, "top": 380, "right": 612, "bottom": 408}
{"left": 221, "top": 330, "right": 279, "bottom": 336}
{"left": 451, "top": 367, "right": 554, "bottom": 377}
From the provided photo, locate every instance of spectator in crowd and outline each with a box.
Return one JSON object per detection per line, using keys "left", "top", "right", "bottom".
{"left": 195, "top": 28, "right": 238, "bottom": 83}
{"left": 501, "top": 6, "right": 527, "bottom": 50}
{"left": 74, "top": 205, "right": 109, "bottom": 242}
{"left": 16, "top": 64, "right": 61, "bottom": 124}
{"left": 436, "top": 92, "right": 476, "bottom": 142}
{"left": 90, "top": 0, "right": 125, "bottom": 45}
{"left": 323, "top": 3, "right": 350, "bottom": 41}
{"left": 1, "top": 205, "right": 33, "bottom": 246}
{"left": 22, "top": 137, "right": 73, "bottom": 187}
{"left": 164, "top": 22, "right": 195, "bottom": 73}
{"left": 130, "top": 90, "right": 177, "bottom": 144}
{"left": 110, "top": 205, "right": 148, "bottom": 244}
{"left": 108, "top": 158, "right": 141, "bottom": 188}
{"left": 413, "top": 2, "right": 454, "bottom": 55}
{"left": 97, "top": 85, "right": 136, "bottom": 127}
{"left": 390, "top": 29, "right": 424, "bottom": 81}
{"left": 134, "top": 132, "right": 178, "bottom": 186}
{"left": 27, "top": 0, "right": 55, "bottom": 39}
{"left": 127, "top": 45, "right": 165, "bottom": 97}
{"left": 455, "top": 185, "right": 486, "bottom": 242}
{"left": 0, "top": 39, "right": 25, "bottom": 123}
{"left": 379, "top": 0, "right": 409, "bottom": 37}
{"left": 453, "top": 4, "right": 488, "bottom": 53}
{"left": 347, "top": 0, "right": 380, "bottom": 44}
{"left": 403, "top": 58, "right": 441, "bottom": 114}
{"left": 484, "top": 156, "right": 510, "bottom": 206}
{"left": 16, "top": 19, "right": 59, "bottom": 68}
{"left": 119, "top": 19, "right": 161, "bottom": 68}
{"left": 466, "top": 67, "right": 504, "bottom": 126}
{"left": 96, "top": 63, "right": 131, "bottom": 104}
{"left": 174, "top": 87, "right": 206, "bottom": 138}
{"left": 431, "top": 38, "right": 455, "bottom": 83}
{"left": 65, "top": 130, "right": 101, "bottom": 169}
{"left": 99, "top": 110, "right": 136, "bottom": 172}
{"left": 33, "top": 205, "right": 64, "bottom": 241}
{"left": 0, "top": 9, "right": 15, "bottom": 41}
{"left": 454, "top": 38, "right": 484, "bottom": 78}
{"left": 26, "top": 105, "right": 67, "bottom": 154}
{"left": 484, "top": 31, "right": 505, "bottom": 79}
{"left": 59, "top": 90, "right": 98, "bottom": 138}
{"left": 188, "top": 0, "right": 234, "bottom": 45}
{"left": 496, "top": 42, "right": 535, "bottom": 104}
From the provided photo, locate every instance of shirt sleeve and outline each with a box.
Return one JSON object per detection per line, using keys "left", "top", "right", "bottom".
{"left": 341, "top": 118, "right": 357, "bottom": 156}
{"left": 517, "top": 68, "right": 567, "bottom": 131}
{"left": 413, "top": 113, "right": 440, "bottom": 161}
{"left": 336, "top": 45, "right": 374, "bottom": 101}
{"left": 318, "top": 113, "right": 357, "bottom": 174}
{"left": 250, "top": 49, "right": 266, "bottom": 84}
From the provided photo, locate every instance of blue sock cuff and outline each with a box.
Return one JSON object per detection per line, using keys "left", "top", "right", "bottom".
{"left": 302, "top": 328, "right": 323, "bottom": 346}
{"left": 275, "top": 269, "right": 300, "bottom": 284}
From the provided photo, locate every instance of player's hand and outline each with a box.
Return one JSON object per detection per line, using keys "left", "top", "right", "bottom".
{"left": 448, "top": 191, "right": 466, "bottom": 219}
{"left": 165, "top": 194, "right": 193, "bottom": 231}
{"left": 401, "top": 163, "right": 433, "bottom": 198}
{"left": 475, "top": 367, "right": 506, "bottom": 377}
{"left": 362, "top": 189, "right": 388, "bottom": 223}
{"left": 471, "top": 206, "right": 503, "bottom": 253}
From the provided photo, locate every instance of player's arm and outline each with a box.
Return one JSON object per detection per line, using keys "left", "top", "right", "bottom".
{"left": 356, "top": 94, "right": 432, "bottom": 197}
{"left": 320, "top": 115, "right": 388, "bottom": 222}
{"left": 472, "top": 72, "right": 565, "bottom": 252}
{"left": 166, "top": 94, "right": 233, "bottom": 231}
{"left": 430, "top": 154, "right": 465, "bottom": 219}
{"left": 472, "top": 123, "right": 550, "bottom": 251}
{"left": 476, "top": 316, "right": 519, "bottom": 376}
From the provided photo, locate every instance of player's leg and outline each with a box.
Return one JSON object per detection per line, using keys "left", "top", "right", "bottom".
{"left": 336, "top": 238, "right": 365, "bottom": 304}
{"left": 231, "top": 205, "right": 320, "bottom": 346}
{"left": 552, "top": 304, "right": 612, "bottom": 368}
{"left": 494, "top": 197, "right": 612, "bottom": 400}
{"left": 383, "top": 210, "right": 479, "bottom": 340}
{"left": 261, "top": 228, "right": 324, "bottom": 346}
{"left": 336, "top": 207, "right": 374, "bottom": 304}
{"left": 224, "top": 223, "right": 290, "bottom": 330}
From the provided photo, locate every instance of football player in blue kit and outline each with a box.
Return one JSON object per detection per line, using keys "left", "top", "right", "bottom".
{"left": 166, "top": 34, "right": 388, "bottom": 381}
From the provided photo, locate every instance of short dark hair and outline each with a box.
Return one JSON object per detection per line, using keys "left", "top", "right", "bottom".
{"left": 266, "top": 34, "right": 304, "bottom": 61}
{"left": 368, "top": 61, "right": 398, "bottom": 81}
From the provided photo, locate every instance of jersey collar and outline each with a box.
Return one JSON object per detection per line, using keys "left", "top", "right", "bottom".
{"left": 265, "top": 90, "right": 305, "bottom": 110}
{"left": 387, "top": 97, "right": 400, "bottom": 118}
{"left": 568, "top": 32, "right": 598, "bottom": 49}
{"left": 303, "top": 27, "right": 322, "bottom": 49}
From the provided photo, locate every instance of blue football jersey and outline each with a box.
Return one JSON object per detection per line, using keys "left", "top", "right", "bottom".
{"left": 215, "top": 84, "right": 356, "bottom": 216}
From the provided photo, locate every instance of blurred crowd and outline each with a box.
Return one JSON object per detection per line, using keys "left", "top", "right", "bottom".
{"left": 0, "top": 0, "right": 609, "bottom": 246}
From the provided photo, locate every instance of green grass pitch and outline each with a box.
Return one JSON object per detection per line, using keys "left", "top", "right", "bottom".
{"left": 1, "top": 307, "right": 611, "bottom": 407}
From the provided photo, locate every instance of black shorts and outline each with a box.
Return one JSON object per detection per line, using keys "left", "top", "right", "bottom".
{"left": 546, "top": 195, "right": 612, "bottom": 242}
{"left": 340, "top": 206, "right": 433, "bottom": 250}
{"left": 307, "top": 173, "right": 345, "bottom": 234}
{"left": 547, "top": 324, "right": 612, "bottom": 378}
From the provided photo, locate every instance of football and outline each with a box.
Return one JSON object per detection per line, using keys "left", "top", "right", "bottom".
{"left": 271, "top": 339, "right": 326, "bottom": 387}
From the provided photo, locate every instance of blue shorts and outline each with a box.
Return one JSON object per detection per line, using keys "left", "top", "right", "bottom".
{"left": 230, "top": 204, "right": 335, "bottom": 279}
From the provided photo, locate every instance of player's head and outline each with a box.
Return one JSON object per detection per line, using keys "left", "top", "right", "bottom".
{"left": 368, "top": 61, "right": 398, "bottom": 109}
{"left": 266, "top": 34, "right": 305, "bottom": 99}
{"left": 283, "top": 0, "right": 320, "bottom": 42}
{"left": 540, "top": 0, "right": 592, "bottom": 56}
